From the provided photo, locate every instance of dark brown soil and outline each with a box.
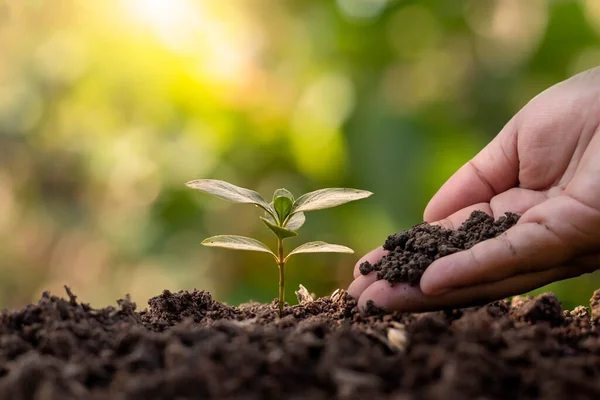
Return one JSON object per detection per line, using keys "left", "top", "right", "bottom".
{"left": 360, "top": 210, "right": 521, "bottom": 285}
{"left": 1, "top": 285, "right": 600, "bottom": 399}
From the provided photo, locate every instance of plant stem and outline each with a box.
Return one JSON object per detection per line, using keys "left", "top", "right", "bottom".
{"left": 277, "top": 237, "right": 285, "bottom": 315}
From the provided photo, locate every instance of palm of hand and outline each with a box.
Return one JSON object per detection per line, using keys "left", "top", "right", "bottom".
{"left": 349, "top": 68, "right": 600, "bottom": 312}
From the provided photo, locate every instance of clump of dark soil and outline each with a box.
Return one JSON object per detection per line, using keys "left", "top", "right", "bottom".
{"left": 1, "top": 286, "right": 600, "bottom": 399}
{"left": 360, "top": 210, "right": 521, "bottom": 285}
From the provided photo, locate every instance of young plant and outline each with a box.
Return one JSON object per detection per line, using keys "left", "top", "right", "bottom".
{"left": 186, "top": 179, "right": 372, "bottom": 314}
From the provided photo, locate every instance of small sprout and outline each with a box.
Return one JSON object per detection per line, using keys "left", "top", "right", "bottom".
{"left": 186, "top": 179, "right": 373, "bottom": 315}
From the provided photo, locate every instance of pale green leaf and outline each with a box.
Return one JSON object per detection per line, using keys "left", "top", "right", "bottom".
{"left": 272, "top": 188, "right": 294, "bottom": 202}
{"left": 285, "top": 212, "right": 306, "bottom": 231}
{"left": 202, "top": 235, "right": 276, "bottom": 258}
{"left": 264, "top": 208, "right": 277, "bottom": 225}
{"left": 286, "top": 241, "right": 354, "bottom": 261}
{"left": 186, "top": 179, "right": 275, "bottom": 216}
{"left": 291, "top": 188, "right": 373, "bottom": 214}
{"left": 260, "top": 217, "right": 297, "bottom": 240}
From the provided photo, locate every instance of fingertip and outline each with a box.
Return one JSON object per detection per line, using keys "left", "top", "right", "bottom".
{"left": 353, "top": 247, "right": 388, "bottom": 279}
{"left": 419, "top": 268, "right": 440, "bottom": 295}
{"left": 357, "top": 280, "right": 424, "bottom": 312}
{"left": 357, "top": 280, "right": 389, "bottom": 310}
{"left": 423, "top": 199, "right": 445, "bottom": 223}
{"left": 347, "top": 274, "right": 377, "bottom": 299}
{"left": 420, "top": 255, "right": 463, "bottom": 296}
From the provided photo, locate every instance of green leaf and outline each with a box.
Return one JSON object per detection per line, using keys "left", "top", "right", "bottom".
{"left": 291, "top": 188, "right": 373, "bottom": 214}
{"left": 285, "top": 241, "right": 354, "bottom": 261}
{"left": 260, "top": 217, "right": 298, "bottom": 240}
{"left": 202, "top": 235, "right": 276, "bottom": 258}
{"left": 274, "top": 196, "right": 293, "bottom": 222}
{"left": 272, "top": 188, "right": 294, "bottom": 223}
{"left": 285, "top": 212, "right": 306, "bottom": 231}
{"left": 186, "top": 179, "right": 275, "bottom": 216}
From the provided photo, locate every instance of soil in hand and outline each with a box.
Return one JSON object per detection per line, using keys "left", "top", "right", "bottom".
{"left": 359, "top": 210, "right": 521, "bottom": 285}
{"left": 1, "top": 286, "right": 600, "bottom": 399}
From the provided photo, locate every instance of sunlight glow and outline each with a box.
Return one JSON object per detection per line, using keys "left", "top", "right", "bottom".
{"left": 122, "top": 0, "right": 202, "bottom": 50}
{"left": 120, "top": 0, "right": 255, "bottom": 84}
{"left": 125, "top": 0, "right": 197, "bottom": 31}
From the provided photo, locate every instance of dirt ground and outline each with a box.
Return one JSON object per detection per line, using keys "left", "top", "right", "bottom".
{"left": 0, "top": 285, "right": 599, "bottom": 399}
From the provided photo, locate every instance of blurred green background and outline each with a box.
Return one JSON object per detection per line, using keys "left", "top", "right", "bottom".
{"left": 1, "top": 0, "right": 599, "bottom": 311}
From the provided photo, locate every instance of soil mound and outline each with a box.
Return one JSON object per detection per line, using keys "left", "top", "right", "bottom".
{"left": 360, "top": 211, "right": 520, "bottom": 285}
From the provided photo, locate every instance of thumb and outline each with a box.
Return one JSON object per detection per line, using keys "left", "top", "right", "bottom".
{"left": 424, "top": 121, "right": 519, "bottom": 222}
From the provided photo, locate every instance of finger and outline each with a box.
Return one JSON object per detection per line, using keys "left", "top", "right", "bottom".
{"left": 424, "top": 121, "right": 519, "bottom": 222}
{"left": 489, "top": 188, "right": 547, "bottom": 216}
{"left": 353, "top": 247, "right": 388, "bottom": 279}
{"left": 358, "top": 262, "right": 596, "bottom": 313}
{"left": 347, "top": 274, "right": 378, "bottom": 299}
{"left": 422, "top": 195, "right": 600, "bottom": 295}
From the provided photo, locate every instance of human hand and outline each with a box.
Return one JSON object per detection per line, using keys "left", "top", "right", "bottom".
{"left": 348, "top": 67, "right": 600, "bottom": 312}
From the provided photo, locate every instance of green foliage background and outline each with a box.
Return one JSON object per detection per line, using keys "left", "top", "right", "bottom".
{"left": 0, "top": 0, "right": 599, "bottom": 310}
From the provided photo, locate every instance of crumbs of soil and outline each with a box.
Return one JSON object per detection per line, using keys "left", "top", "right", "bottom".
{"left": 2, "top": 287, "right": 600, "bottom": 399}
{"left": 360, "top": 210, "right": 521, "bottom": 286}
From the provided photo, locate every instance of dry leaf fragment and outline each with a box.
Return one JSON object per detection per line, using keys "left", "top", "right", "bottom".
{"left": 295, "top": 284, "right": 314, "bottom": 304}
{"left": 387, "top": 324, "right": 408, "bottom": 352}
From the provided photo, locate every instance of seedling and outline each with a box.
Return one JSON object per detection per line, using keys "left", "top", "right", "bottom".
{"left": 186, "top": 179, "right": 373, "bottom": 314}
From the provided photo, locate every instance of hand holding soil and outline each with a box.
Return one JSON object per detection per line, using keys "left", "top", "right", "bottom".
{"left": 349, "top": 67, "right": 600, "bottom": 312}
